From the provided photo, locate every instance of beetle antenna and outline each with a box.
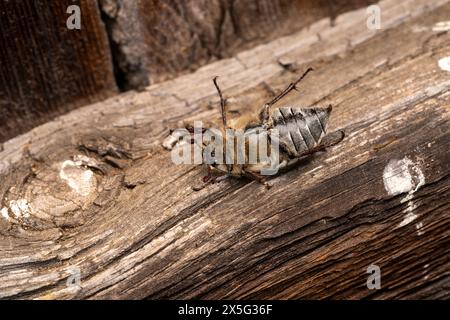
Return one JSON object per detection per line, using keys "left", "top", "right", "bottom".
{"left": 259, "top": 67, "right": 313, "bottom": 124}
{"left": 213, "top": 76, "right": 227, "bottom": 129}
{"left": 266, "top": 67, "right": 314, "bottom": 107}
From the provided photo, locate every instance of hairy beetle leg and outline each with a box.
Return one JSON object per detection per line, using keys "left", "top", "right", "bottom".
{"left": 192, "top": 173, "right": 230, "bottom": 191}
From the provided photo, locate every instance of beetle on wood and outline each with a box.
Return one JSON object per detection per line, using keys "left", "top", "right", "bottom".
{"left": 166, "top": 68, "right": 345, "bottom": 190}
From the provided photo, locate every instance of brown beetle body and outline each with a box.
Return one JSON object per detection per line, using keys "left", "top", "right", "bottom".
{"left": 205, "top": 68, "right": 343, "bottom": 187}
{"left": 165, "top": 68, "right": 345, "bottom": 189}
{"left": 210, "top": 105, "right": 334, "bottom": 180}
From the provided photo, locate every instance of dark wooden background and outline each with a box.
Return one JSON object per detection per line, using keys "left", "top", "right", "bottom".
{"left": 0, "top": 0, "right": 117, "bottom": 143}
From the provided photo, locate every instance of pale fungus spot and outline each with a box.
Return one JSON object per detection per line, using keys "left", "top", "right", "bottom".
{"left": 382, "top": 157, "right": 425, "bottom": 228}
{"left": 59, "top": 160, "right": 96, "bottom": 197}
{"left": 438, "top": 56, "right": 450, "bottom": 72}
{"left": 416, "top": 222, "right": 424, "bottom": 236}
{"left": 383, "top": 158, "right": 424, "bottom": 196}
{"left": 8, "top": 199, "right": 31, "bottom": 218}
{"left": 432, "top": 21, "right": 450, "bottom": 32}
{"left": 1, "top": 207, "right": 9, "bottom": 220}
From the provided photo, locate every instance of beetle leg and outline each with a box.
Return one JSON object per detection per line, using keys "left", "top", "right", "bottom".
{"left": 244, "top": 171, "right": 272, "bottom": 189}
{"left": 192, "top": 167, "right": 230, "bottom": 191}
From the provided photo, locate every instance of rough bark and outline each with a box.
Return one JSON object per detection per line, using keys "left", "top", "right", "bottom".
{"left": 0, "top": 0, "right": 449, "bottom": 299}
{"left": 0, "top": 0, "right": 117, "bottom": 143}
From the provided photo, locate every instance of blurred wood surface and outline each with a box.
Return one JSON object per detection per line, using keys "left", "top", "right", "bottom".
{"left": 100, "top": 0, "right": 376, "bottom": 88}
{"left": 0, "top": 0, "right": 449, "bottom": 299}
{"left": 0, "top": 0, "right": 117, "bottom": 143}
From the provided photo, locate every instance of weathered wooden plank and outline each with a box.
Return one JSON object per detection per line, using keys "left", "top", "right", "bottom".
{"left": 99, "top": 0, "right": 376, "bottom": 88}
{"left": 0, "top": 0, "right": 117, "bottom": 143}
{"left": 0, "top": 0, "right": 449, "bottom": 299}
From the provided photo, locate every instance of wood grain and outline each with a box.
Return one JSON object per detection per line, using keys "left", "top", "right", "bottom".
{"left": 0, "top": 0, "right": 117, "bottom": 143}
{"left": 0, "top": 0, "right": 449, "bottom": 299}
{"left": 99, "top": 0, "right": 376, "bottom": 88}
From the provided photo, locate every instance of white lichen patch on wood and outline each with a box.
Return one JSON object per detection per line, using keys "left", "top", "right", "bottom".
{"left": 59, "top": 160, "right": 96, "bottom": 197}
{"left": 383, "top": 157, "right": 425, "bottom": 228}
{"left": 416, "top": 221, "right": 424, "bottom": 236}
{"left": 1, "top": 157, "right": 101, "bottom": 226}
{"left": 438, "top": 56, "right": 450, "bottom": 72}
{"left": 383, "top": 157, "right": 424, "bottom": 196}
{"left": 432, "top": 21, "right": 450, "bottom": 31}
{"left": 399, "top": 208, "right": 418, "bottom": 228}
{"left": 1, "top": 207, "right": 9, "bottom": 220}
{"left": 8, "top": 199, "right": 31, "bottom": 218}
{"left": 412, "top": 21, "right": 450, "bottom": 33}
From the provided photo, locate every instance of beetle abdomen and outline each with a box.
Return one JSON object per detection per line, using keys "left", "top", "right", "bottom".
{"left": 270, "top": 105, "right": 332, "bottom": 157}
